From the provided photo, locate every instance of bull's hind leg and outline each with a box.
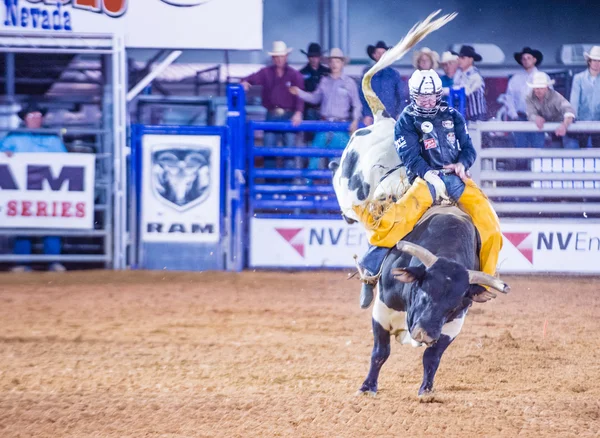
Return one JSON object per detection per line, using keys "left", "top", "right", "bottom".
{"left": 357, "top": 319, "right": 390, "bottom": 396}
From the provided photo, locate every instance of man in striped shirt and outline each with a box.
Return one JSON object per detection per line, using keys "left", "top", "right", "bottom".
{"left": 452, "top": 45, "right": 487, "bottom": 121}
{"left": 290, "top": 48, "right": 362, "bottom": 170}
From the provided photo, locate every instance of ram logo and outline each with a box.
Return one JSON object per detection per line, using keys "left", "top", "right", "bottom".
{"left": 151, "top": 145, "right": 211, "bottom": 211}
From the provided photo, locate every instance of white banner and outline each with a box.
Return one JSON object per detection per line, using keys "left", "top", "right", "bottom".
{"left": 141, "top": 134, "right": 221, "bottom": 243}
{"left": 250, "top": 218, "right": 369, "bottom": 268}
{"left": 499, "top": 222, "right": 600, "bottom": 274}
{"left": 251, "top": 217, "right": 600, "bottom": 274}
{"left": 1, "top": 0, "right": 263, "bottom": 50}
{"left": 0, "top": 152, "right": 95, "bottom": 229}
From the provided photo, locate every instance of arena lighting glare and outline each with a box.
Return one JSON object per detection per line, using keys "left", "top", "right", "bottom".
{"left": 160, "top": 0, "right": 213, "bottom": 6}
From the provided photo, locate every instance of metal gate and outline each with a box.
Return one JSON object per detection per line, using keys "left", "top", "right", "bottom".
{"left": 0, "top": 31, "right": 127, "bottom": 269}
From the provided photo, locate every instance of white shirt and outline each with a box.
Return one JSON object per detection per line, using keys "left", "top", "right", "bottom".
{"left": 505, "top": 67, "right": 538, "bottom": 118}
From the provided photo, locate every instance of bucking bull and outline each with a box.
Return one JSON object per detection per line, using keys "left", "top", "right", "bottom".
{"left": 329, "top": 11, "right": 511, "bottom": 396}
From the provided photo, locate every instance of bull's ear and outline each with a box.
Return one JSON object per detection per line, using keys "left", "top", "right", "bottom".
{"left": 467, "top": 285, "right": 497, "bottom": 303}
{"left": 392, "top": 266, "right": 426, "bottom": 283}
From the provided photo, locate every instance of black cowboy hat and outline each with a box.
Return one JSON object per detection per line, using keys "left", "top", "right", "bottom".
{"left": 301, "top": 42, "right": 323, "bottom": 57}
{"left": 17, "top": 101, "right": 47, "bottom": 120}
{"left": 457, "top": 45, "right": 482, "bottom": 62}
{"left": 366, "top": 40, "right": 391, "bottom": 61}
{"left": 514, "top": 47, "right": 543, "bottom": 66}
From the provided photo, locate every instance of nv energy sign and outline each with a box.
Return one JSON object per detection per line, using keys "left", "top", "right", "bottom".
{"left": 2, "top": 0, "right": 262, "bottom": 50}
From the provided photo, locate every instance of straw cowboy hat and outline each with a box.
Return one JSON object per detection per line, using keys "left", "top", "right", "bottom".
{"left": 268, "top": 41, "right": 293, "bottom": 56}
{"left": 514, "top": 47, "right": 543, "bottom": 66}
{"left": 527, "top": 71, "right": 555, "bottom": 88}
{"left": 366, "top": 40, "right": 390, "bottom": 61}
{"left": 301, "top": 42, "right": 323, "bottom": 57}
{"left": 327, "top": 48, "right": 349, "bottom": 63}
{"left": 440, "top": 51, "right": 458, "bottom": 64}
{"left": 412, "top": 47, "right": 440, "bottom": 69}
{"left": 584, "top": 46, "right": 600, "bottom": 61}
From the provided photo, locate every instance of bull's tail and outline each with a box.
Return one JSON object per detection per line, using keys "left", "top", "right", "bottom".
{"left": 361, "top": 10, "right": 457, "bottom": 123}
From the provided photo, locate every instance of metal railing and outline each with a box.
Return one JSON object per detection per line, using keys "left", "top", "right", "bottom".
{"left": 469, "top": 121, "right": 600, "bottom": 216}
{"left": 247, "top": 120, "right": 350, "bottom": 219}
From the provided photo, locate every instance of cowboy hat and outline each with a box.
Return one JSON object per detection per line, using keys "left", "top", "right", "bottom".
{"left": 412, "top": 47, "right": 440, "bottom": 69}
{"left": 440, "top": 51, "right": 459, "bottom": 64}
{"left": 301, "top": 42, "right": 323, "bottom": 57}
{"left": 584, "top": 46, "right": 600, "bottom": 61}
{"left": 17, "top": 101, "right": 47, "bottom": 120}
{"left": 366, "top": 40, "right": 390, "bottom": 61}
{"left": 268, "top": 41, "right": 293, "bottom": 56}
{"left": 514, "top": 47, "right": 543, "bottom": 66}
{"left": 326, "top": 48, "right": 349, "bottom": 63}
{"left": 527, "top": 71, "right": 555, "bottom": 88}
{"left": 457, "top": 45, "right": 482, "bottom": 62}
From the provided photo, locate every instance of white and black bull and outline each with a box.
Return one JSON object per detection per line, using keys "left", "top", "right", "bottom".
{"left": 358, "top": 208, "right": 510, "bottom": 396}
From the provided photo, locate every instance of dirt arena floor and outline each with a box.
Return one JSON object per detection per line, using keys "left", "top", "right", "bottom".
{"left": 0, "top": 271, "right": 599, "bottom": 437}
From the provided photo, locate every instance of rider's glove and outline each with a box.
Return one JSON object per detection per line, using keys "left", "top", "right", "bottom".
{"left": 424, "top": 170, "right": 450, "bottom": 203}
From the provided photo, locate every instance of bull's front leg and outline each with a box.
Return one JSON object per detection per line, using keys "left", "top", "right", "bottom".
{"left": 357, "top": 319, "right": 390, "bottom": 396}
{"left": 419, "top": 334, "right": 453, "bottom": 395}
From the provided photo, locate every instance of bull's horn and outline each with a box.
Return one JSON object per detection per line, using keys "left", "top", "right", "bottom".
{"left": 396, "top": 242, "right": 438, "bottom": 268}
{"left": 468, "top": 271, "right": 511, "bottom": 294}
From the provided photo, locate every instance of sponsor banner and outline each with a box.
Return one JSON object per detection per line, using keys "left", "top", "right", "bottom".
{"left": 250, "top": 218, "right": 369, "bottom": 268}
{"left": 141, "top": 134, "right": 221, "bottom": 243}
{"left": 251, "top": 217, "right": 600, "bottom": 274}
{"left": 499, "top": 222, "right": 600, "bottom": 274}
{"left": 0, "top": 152, "right": 95, "bottom": 229}
{"left": 2, "top": 0, "right": 262, "bottom": 50}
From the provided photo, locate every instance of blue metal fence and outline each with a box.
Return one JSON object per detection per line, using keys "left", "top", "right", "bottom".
{"left": 246, "top": 120, "right": 350, "bottom": 219}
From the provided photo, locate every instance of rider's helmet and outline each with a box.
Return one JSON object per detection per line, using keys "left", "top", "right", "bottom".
{"left": 408, "top": 69, "right": 443, "bottom": 117}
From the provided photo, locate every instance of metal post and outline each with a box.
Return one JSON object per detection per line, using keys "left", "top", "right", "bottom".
{"left": 469, "top": 122, "right": 482, "bottom": 186}
{"left": 226, "top": 84, "right": 247, "bottom": 271}
{"left": 328, "top": 0, "right": 340, "bottom": 50}
{"left": 339, "top": 0, "right": 348, "bottom": 54}
{"left": 5, "top": 53, "right": 15, "bottom": 98}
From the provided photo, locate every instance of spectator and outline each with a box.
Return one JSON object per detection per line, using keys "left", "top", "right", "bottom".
{"left": 359, "top": 41, "right": 405, "bottom": 125}
{"left": 299, "top": 43, "right": 330, "bottom": 124}
{"left": 505, "top": 47, "right": 546, "bottom": 148}
{"left": 291, "top": 48, "right": 361, "bottom": 170}
{"left": 570, "top": 45, "right": 600, "bottom": 148}
{"left": 440, "top": 51, "right": 459, "bottom": 92}
{"left": 412, "top": 47, "right": 439, "bottom": 71}
{"left": 241, "top": 41, "right": 305, "bottom": 168}
{"left": 526, "top": 72, "right": 576, "bottom": 148}
{"left": 0, "top": 102, "right": 66, "bottom": 272}
{"left": 453, "top": 45, "right": 487, "bottom": 121}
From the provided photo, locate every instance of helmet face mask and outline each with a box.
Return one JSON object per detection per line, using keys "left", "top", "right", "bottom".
{"left": 408, "top": 69, "right": 443, "bottom": 117}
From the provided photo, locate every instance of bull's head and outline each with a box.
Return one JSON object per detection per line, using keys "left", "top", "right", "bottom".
{"left": 392, "top": 242, "right": 509, "bottom": 346}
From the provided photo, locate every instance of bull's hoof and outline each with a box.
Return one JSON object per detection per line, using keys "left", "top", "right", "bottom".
{"left": 418, "top": 387, "right": 434, "bottom": 397}
{"left": 356, "top": 389, "right": 377, "bottom": 397}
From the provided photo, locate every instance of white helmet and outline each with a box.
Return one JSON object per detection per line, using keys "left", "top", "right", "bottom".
{"left": 408, "top": 69, "right": 443, "bottom": 117}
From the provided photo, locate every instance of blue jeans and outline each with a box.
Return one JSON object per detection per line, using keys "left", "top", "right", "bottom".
{"left": 513, "top": 114, "right": 545, "bottom": 148}
{"left": 263, "top": 110, "right": 298, "bottom": 169}
{"left": 309, "top": 131, "right": 350, "bottom": 170}
{"left": 14, "top": 236, "right": 62, "bottom": 257}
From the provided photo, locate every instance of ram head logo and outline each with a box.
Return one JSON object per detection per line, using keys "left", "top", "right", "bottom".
{"left": 151, "top": 146, "right": 211, "bottom": 211}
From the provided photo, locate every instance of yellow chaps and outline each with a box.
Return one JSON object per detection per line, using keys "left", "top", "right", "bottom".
{"left": 353, "top": 178, "right": 502, "bottom": 276}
